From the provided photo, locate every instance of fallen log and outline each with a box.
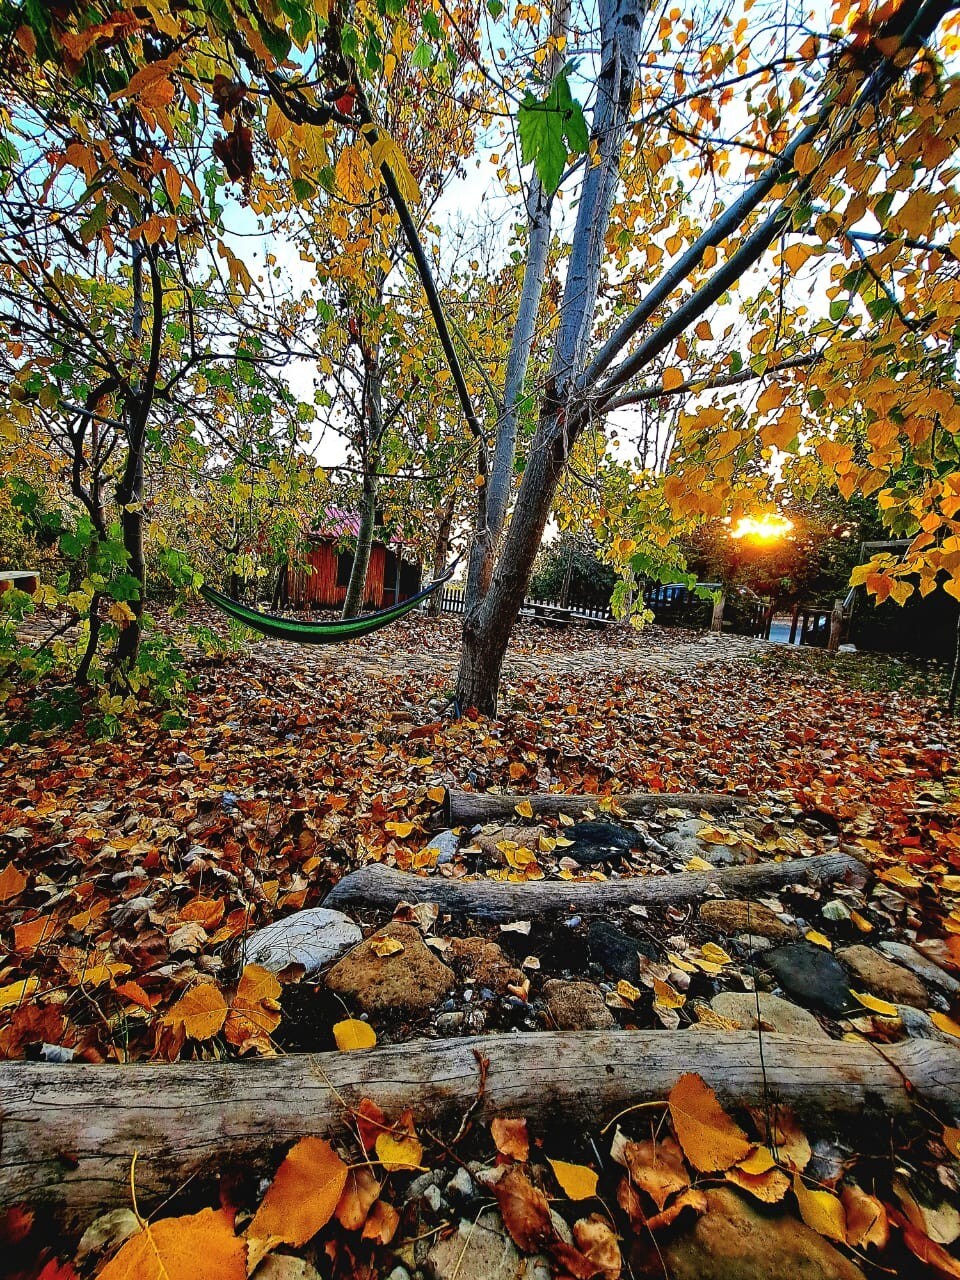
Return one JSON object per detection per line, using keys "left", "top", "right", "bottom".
{"left": 1, "top": 1032, "right": 956, "bottom": 1222}
{"left": 323, "top": 851, "right": 868, "bottom": 919}
{"left": 441, "top": 787, "right": 737, "bottom": 827}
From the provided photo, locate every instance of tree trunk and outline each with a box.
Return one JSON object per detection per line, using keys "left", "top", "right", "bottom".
{"left": 949, "top": 606, "right": 960, "bottom": 714}
{"left": 342, "top": 357, "right": 383, "bottom": 619}
{"left": 457, "top": 0, "right": 645, "bottom": 714}
{"left": 113, "top": 444, "right": 145, "bottom": 667}
{"left": 710, "top": 591, "right": 726, "bottom": 633}
{"left": 428, "top": 499, "right": 455, "bottom": 617}
{"left": 3, "top": 1034, "right": 956, "bottom": 1219}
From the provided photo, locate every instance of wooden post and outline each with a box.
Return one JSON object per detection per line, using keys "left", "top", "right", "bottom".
{"left": 789, "top": 603, "right": 800, "bottom": 645}
{"left": 710, "top": 590, "right": 725, "bottom": 633}
{"left": 828, "top": 596, "right": 845, "bottom": 655}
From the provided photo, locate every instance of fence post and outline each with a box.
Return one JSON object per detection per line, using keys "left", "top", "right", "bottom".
{"left": 789, "top": 604, "right": 800, "bottom": 645}
{"left": 827, "top": 597, "right": 845, "bottom": 655}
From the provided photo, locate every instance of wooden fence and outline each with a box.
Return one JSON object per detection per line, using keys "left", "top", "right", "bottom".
{"left": 435, "top": 583, "right": 773, "bottom": 639}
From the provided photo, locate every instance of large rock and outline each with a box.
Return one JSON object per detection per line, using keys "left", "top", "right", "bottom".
{"left": 542, "top": 979, "right": 615, "bottom": 1030}
{"left": 448, "top": 937, "right": 522, "bottom": 994}
{"left": 564, "top": 821, "right": 640, "bottom": 865}
{"left": 588, "top": 920, "right": 656, "bottom": 982}
{"left": 764, "top": 943, "right": 854, "bottom": 1017}
{"left": 661, "top": 1187, "right": 866, "bottom": 1280}
{"left": 699, "top": 900, "right": 795, "bottom": 941}
{"left": 325, "top": 922, "right": 454, "bottom": 1016}
{"left": 837, "top": 945, "right": 928, "bottom": 1008}
{"left": 878, "top": 941, "right": 959, "bottom": 996}
{"left": 242, "top": 908, "right": 362, "bottom": 978}
{"left": 426, "top": 1211, "right": 550, "bottom": 1280}
{"left": 710, "top": 992, "right": 828, "bottom": 1039}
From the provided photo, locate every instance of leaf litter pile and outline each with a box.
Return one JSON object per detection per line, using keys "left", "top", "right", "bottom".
{"left": 3, "top": 615, "right": 960, "bottom": 1276}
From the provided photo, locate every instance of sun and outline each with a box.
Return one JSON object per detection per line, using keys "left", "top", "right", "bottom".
{"left": 729, "top": 513, "right": 794, "bottom": 542}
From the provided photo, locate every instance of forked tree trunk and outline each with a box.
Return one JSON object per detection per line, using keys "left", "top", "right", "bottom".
{"left": 428, "top": 498, "right": 455, "bottom": 617}
{"left": 342, "top": 359, "right": 383, "bottom": 619}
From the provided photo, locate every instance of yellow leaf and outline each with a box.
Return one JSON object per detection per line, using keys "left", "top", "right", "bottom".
{"left": 248, "top": 1137, "right": 348, "bottom": 1247}
{"left": 757, "top": 383, "right": 785, "bottom": 414}
{"left": 669, "top": 1074, "right": 751, "bottom": 1172}
{"left": 700, "top": 943, "right": 731, "bottom": 965}
{"left": 725, "top": 1164, "right": 790, "bottom": 1203}
{"left": 371, "top": 936, "right": 404, "bottom": 957}
{"left": 616, "top": 979, "right": 642, "bottom": 1003}
{"left": 161, "top": 983, "right": 228, "bottom": 1040}
{"left": 943, "top": 1127, "right": 960, "bottom": 1159}
{"left": 375, "top": 1130, "right": 423, "bottom": 1171}
{"left": 97, "top": 1208, "right": 246, "bottom": 1280}
{"left": 653, "top": 978, "right": 685, "bottom": 1009}
{"left": 335, "top": 144, "right": 369, "bottom": 203}
{"left": 427, "top": 786, "right": 446, "bottom": 804}
{"left": 850, "top": 990, "right": 898, "bottom": 1017}
{"left": 804, "top": 930, "right": 832, "bottom": 949}
{"left": 548, "top": 1159, "right": 599, "bottom": 1200}
{"left": 225, "top": 964, "right": 282, "bottom": 1048}
{"left": 881, "top": 865, "right": 922, "bottom": 890}
{"left": 738, "top": 1146, "right": 776, "bottom": 1175}
{"left": 515, "top": 799, "right": 534, "bottom": 819}
{"left": 930, "top": 1011, "right": 960, "bottom": 1039}
{"left": 385, "top": 820, "right": 415, "bottom": 837}
{"left": 685, "top": 855, "right": 714, "bottom": 871}
{"left": 663, "top": 367, "right": 684, "bottom": 391}
{"left": 793, "top": 1174, "right": 847, "bottom": 1243}
{"left": 850, "top": 910, "right": 873, "bottom": 933}
{"left": 0, "top": 978, "right": 39, "bottom": 1011}
{"left": 0, "top": 863, "right": 27, "bottom": 902}
{"left": 333, "top": 1018, "right": 377, "bottom": 1051}
{"left": 369, "top": 131, "right": 421, "bottom": 203}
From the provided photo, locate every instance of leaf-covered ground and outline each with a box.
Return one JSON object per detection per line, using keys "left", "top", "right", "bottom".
{"left": 1, "top": 614, "right": 958, "bottom": 1063}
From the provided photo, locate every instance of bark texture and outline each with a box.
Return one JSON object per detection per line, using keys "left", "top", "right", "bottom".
{"left": 441, "top": 787, "right": 736, "bottom": 826}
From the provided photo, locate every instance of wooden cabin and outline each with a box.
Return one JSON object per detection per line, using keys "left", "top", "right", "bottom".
{"left": 285, "top": 510, "right": 421, "bottom": 611}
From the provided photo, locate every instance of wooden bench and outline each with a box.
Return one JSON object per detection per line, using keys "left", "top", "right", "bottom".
{"left": 0, "top": 571, "right": 39, "bottom": 595}
{"left": 530, "top": 602, "right": 572, "bottom": 626}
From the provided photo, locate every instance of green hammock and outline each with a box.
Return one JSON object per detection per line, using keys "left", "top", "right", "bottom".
{"left": 200, "top": 559, "right": 458, "bottom": 645}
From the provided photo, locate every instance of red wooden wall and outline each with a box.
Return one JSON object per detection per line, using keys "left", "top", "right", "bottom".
{"left": 288, "top": 540, "right": 389, "bottom": 609}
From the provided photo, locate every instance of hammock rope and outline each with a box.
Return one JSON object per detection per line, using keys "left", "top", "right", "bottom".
{"left": 200, "top": 556, "right": 459, "bottom": 645}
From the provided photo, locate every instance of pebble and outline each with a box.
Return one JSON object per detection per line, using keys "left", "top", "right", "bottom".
{"left": 425, "top": 1210, "right": 551, "bottom": 1280}
{"left": 879, "top": 941, "right": 960, "bottom": 996}
{"left": 542, "top": 979, "right": 615, "bottom": 1030}
{"left": 836, "top": 945, "right": 928, "bottom": 1009}
{"left": 563, "top": 915, "right": 582, "bottom": 928}
{"left": 764, "top": 943, "right": 855, "bottom": 1016}
{"left": 242, "top": 908, "right": 362, "bottom": 978}
{"left": 447, "top": 1167, "right": 477, "bottom": 1203}
{"left": 426, "top": 830, "right": 460, "bottom": 864}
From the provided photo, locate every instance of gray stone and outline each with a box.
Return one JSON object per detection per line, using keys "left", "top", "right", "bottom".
{"left": 426, "top": 1211, "right": 551, "bottom": 1280}
{"left": 662, "top": 819, "right": 746, "bottom": 867}
{"left": 325, "top": 922, "right": 455, "bottom": 1016}
{"left": 765, "top": 943, "right": 855, "bottom": 1016}
{"left": 732, "top": 934, "right": 774, "bottom": 955}
{"left": 699, "top": 900, "right": 795, "bottom": 940}
{"left": 242, "top": 908, "right": 362, "bottom": 978}
{"left": 837, "top": 945, "right": 928, "bottom": 1008}
{"left": 427, "top": 830, "right": 460, "bottom": 864}
{"left": 710, "top": 992, "right": 829, "bottom": 1039}
{"left": 543, "top": 979, "right": 615, "bottom": 1030}
{"left": 435, "top": 1011, "right": 465, "bottom": 1035}
{"left": 893, "top": 1004, "right": 957, "bottom": 1043}
{"left": 447, "top": 1166, "right": 477, "bottom": 1203}
{"left": 252, "top": 1258, "right": 322, "bottom": 1280}
{"left": 662, "top": 1187, "right": 867, "bottom": 1280}
{"left": 424, "top": 1183, "right": 447, "bottom": 1213}
{"left": 879, "top": 941, "right": 960, "bottom": 996}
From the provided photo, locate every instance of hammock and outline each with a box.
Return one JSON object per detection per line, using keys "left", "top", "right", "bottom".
{"left": 200, "top": 558, "right": 458, "bottom": 645}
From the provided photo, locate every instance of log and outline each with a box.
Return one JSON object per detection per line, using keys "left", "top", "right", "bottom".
{"left": 2, "top": 1032, "right": 957, "bottom": 1223}
{"left": 323, "top": 851, "right": 868, "bottom": 920}
{"left": 441, "top": 787, "right": 738, "bottom": 827}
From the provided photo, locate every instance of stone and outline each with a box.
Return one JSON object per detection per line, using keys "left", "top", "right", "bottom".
{"left": 837, "top": 945, "right": 928, "bottom": 1008}
{"left": 242, "top": 908, "right": 362, "bottom": 978}
{"left": 662, "top": 1188, "right": 866, "bottom": 1280}
{"left": 325, "top": 922, "right": 454, "bottom": 1017}
{"left": 710, "top": 992, "right": 829, "bottom": 1039}
{"left": 426, "top": 1211, "right": 551, "bottom": 1280}
{"left": 564, "top": 821, "right": 640, "bottom": 865}
{"left": 448, "top": 937, "right": 522, "bottom": 994}
{"left": 542, "top": 979, "right": 615, "bottom": 1030}
{"left": 892, "top": 1004, "right": 957, "bottom": 1043}
{"left": 731, "top": 934, "right": 774, "bottom": 955}
{"left": 427, "top": 830, "right": 459, "bottom": 864}
{"left": 447, "top": 1166, "right": 477, "bottom": 1204}
{"left": 699, "top": 900, "right": 795, "bottom": 941}
{"left": 662, "top": 819, "right": 746, "bottom": 867}
{"left": 587, "top": 920, "right": 656, "bottom": 982}
{"left": 436, "top": 1011, "right": 465, "bottom": 1035}
{"left": 764, "top": 943, "right": 855, "bottom": 1016}
{"left": 252, "top": 1258, "right": 322, "bottom": 1280}
{"left": 879, "top": 941, "right": 960, "bottom": 996}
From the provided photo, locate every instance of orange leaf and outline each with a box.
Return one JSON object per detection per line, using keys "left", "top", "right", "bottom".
{"left": 0, "top": 863, "right": 27, "bottom": 902}
{"left": 361, "top": 1198, "right": 399, "bottom": 1244}
{"left": 491, "top": 1117, "right": 530, "bottom": 1162}
{"left": 725, "top": 1164, "right": 790, "bottom": 1203}
{"left": 668, "top": 1074, "right": 751, "bottom": 1172}
{"left": 891, "top": 1208, "right": 960, "bottom": 1278}
{"left": 96, "top": 1207, "right": 245, "bottom": 1280}
{"left": 622, "top": 1137, "right": 689, "bottom": 1211}
{"left": 179, "top": 898, "right": 225, "bottom": 930}
{"left": 334, "top": 1166, "right": 380, "bottom": 1231}
{"left": 930, "top": 1011, "right": 960, "bottom": 1039}
{"left": 13, "top": 914, "right": 57, "bottom": 953}
{"left": 161, "top": 984, "right": 227, "bottom": 1040}
{"left": 224, "top": 964, "right": 281, "bottom": 1048}
{"left": 573, "top": 1215, "right": 622, "bottom": 1280}
{"left": 354, "top": 1098, "right": 389, "bottom": 1151}
{"left": 247, "top": 1138, "right": 347, "bottom": 1248}
{"left": 841, "top": 1183, "right": 889, "bottom": 1250}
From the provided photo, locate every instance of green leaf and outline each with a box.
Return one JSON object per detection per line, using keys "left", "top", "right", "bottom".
{"left": 412, "top": 40, "right": 433, "bottom": 69}
{"left": 517, "top": 70, "right": 588, "bottom": 194}
{"left": 487, "top": 0, "right": 504, "bottom": 15}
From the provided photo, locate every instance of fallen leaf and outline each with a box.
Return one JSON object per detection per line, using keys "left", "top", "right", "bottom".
{"left": 804, "top": 930, "right": 832, "bottom": 949}
{"left": 725, "top": 1164, "right": 790, "bottom": 1203}
{"left": 890, "top": 1208, "right": 960, "bottom": 1278}
{"left": 622, "top": 1137, "right": 689, "bottom": 1211}
{"left": 944, "top": 1127, "right": 960, "bottom": 1159}
{"left": 247, "top": 1137, "right": 348, "bottom": 1248}
{"left": 334, "top": 1166, "right": 380, "bottom": 1230}
{"left": 224, "top": 964, "right": 281, "bottom": 1049}
{"left": 333, "top": 1019, "right": 377, "bottom": 1051}
{"left": 491, "top": 1116, "right": 530, "bottom": 1162}
{"left": 930, "top": 1011, "right": 960, "bottom": 1039}
{"left": 161, "top": 983, "right": 227, "bottom": 1040}
{"left": 492, "top": 1165, "right": 554, "bottom": 1252}
{"left": 361, "top": 1198, "right": 399, "bottom": 1244}
{"left": 515, "top": 800, "right": 534, "bottom": 818}
{"left": 354, "top": 1098, "right": 389, "bottom": 1151}
{"left": 669, "top": 1074, "right": 751, "bottom": 1172}
{"left": 841, "top": 1182, "right": 889, "bottom": 1250}
{"left": 0, "top": 863, "right": 27, "bottom": 902}
{"left": 371, "top": 936, "right": 404, "bottom": 957}
{"left": 572, "top": 1215, "right": 621, "bottom": 1280}
{"left": 548, "top": 1158, "right": 599, "bottom": 1200}
{"left": 0, "top": 978, "right": 40, "bottom": 1011}
{"left": 793, "top": 1174, "right": 847, "bottom": 1243}
{"left": 850, "top": 990, "right": 899, "bottom": 1017}
{"left": 96, "top": 1207, "right": 246, "bottom": 1279}
{"left": 375, "top": 1113, "right": 422, "bottom": 1171}
{"left": 653, "top": 978, "right": 685, "bottom": 1009}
